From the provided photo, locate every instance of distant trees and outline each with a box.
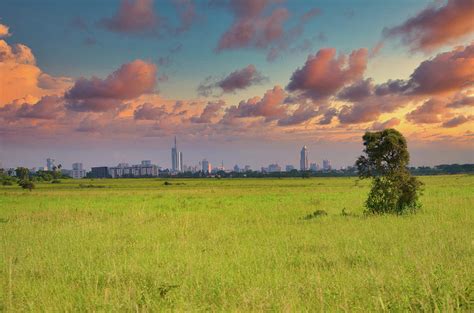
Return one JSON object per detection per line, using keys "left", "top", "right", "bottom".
{"left": 356, "top": 129, "right": 422, "bottom": 214}
{"left": 14, "top": 167, "right": 35, "bottom": 191}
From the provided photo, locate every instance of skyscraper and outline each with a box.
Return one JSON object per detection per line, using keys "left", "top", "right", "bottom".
{"left": 46, "top": 158, "right": 56, "bottom": 171}
{"left": 171, "top": 136, "right": 182, "bottom": 172}
{"left": 300, "top": 145, "right": 308, "bottom": 171}
{"left": 201, "top": 159, "right": 211, "bottom": 173}
{"left": 323, "top": 159, "right": 332, "bottom": 171}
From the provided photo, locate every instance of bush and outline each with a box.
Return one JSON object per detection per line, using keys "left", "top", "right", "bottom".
{"left": 303, "top": 210, "right": 328, "bottom": 219}
{"left": 51, "top": 179, "right": 61, "bottom": 184}
{"left": 18, "top": 179, "right": 35, "bottom": 191}
{"left": 356, "top": 129, "right": 422, "bottom": 214}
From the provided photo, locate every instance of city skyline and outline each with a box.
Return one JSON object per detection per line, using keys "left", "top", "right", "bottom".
{"left": 1, "top": 0, "right": 473, "bottom": 167}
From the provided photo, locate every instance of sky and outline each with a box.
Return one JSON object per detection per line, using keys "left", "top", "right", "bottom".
{"left": 0, "top": 0, "right": 473, "bottom": 170}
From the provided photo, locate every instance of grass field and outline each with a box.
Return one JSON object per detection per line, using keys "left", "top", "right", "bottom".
{"left": 1, "top": 176, "right": 473, "bottom": 311}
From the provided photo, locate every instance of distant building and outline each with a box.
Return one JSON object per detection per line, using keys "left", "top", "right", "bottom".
{"left": 171, "top": 137, "right": 183, "bottom": 172}
{"left": 310, "top": 163, "right": 319, "bottom": 171}
{"left": 71, "top": 163, "right": 86, "bottom": 179}
{"left": 323, "top": 159, "right": 332, "bottom": 171}
{"left": 141, "top": 160, "right": 151, "bottom": 166}
{"left": 109, "top": 163, "right": 159, "bottom": 178}
{"left": 268, "top": 164, "right": 282, "bottom": 172}
{"left": 300, "top": 146, "right": 308, "bottom": 171}
{"left": 46, "top": 158, "right": 56, "bottom": 171}
{"left": 244, "top": 165, "right": 251, "bottom": 172}
{"left": 201, "top": 159, "right": 211, "bottom": 173}
{"left": 90, "top": 167, "right": 110, "bottom": 178}
{"left": 233, "top": 164, "right": 240, "bottom": 172}
{"left": 285, "top": 165, "right": 295, "bottom": 172}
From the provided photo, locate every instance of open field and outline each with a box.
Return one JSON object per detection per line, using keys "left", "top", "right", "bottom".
{"left": 1, "top": 176, "right": 473, "bottom": 311}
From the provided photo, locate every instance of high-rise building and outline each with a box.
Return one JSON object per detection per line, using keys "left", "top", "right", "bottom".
{"left": 300, "top": 146, "right": 308, "bottom": 171}
{"left": 268, "top": 164, "right": 282, "bottom": 172}
{"left": 310, "top": 163, "right": 319, "bottom": 171}
{"left": 171, "top": 137, "right": 183, "bottom": 172}
{"left": 46, "top": 158, "right": 56, "bottom": 171}
{"left": 201, "top": 159, "right": 211, "bottom": 173}
{"left": 71, "top": 163, "right": 86, "bottom": 179}
{"left": 141, "top": 160, "right": 151, "bottom": 166}
{"left": 323, "top": 159, "right": 332, "bottom": 171}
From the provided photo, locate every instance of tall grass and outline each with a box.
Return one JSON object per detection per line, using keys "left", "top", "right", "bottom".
{"left": 1, "top": 176, "right": 473, "bottom": 311}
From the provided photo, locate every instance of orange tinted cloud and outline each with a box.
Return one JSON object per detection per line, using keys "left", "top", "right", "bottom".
{"left": 384, "top": 0, "right": 474, "bottom": 52}
{"left": 65, "top": 59, "right": 157, "bottom": 112}
{"left": 287, "top": 48, "right": 368, "bottom": 100}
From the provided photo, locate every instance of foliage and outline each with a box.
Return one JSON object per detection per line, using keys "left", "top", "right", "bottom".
{"left": 356, "top": 129, "right": 422, "bottom": 214}
{"left": 15, "top": 167, "right": 30, "bottom": 180}
{"left": 18, "top": 179, "right": 35, "bottom": 191}
{"left": 303, "top": 209, "right": 327, "bottom": 219}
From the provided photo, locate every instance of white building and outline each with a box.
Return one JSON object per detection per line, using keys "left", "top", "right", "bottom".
{"left": 109, "top": 163, "right": 159, "bottom": 178}
{"left": 323, "top": 159, "right": 332, "bottom": 171}
{"left": 201, "top": 159, "right": 211, "bottom": 173}
{"left": 71, "top": 163, "right": 86, "bottom": 179}
{"left": 268, "top": 163, "right": 282, "bottom": 172}
{"left": 46, "top": 158, "right": 56, "bottom": 171}
{"left": 171, "top": 137, "right": 183, "bottom": 172}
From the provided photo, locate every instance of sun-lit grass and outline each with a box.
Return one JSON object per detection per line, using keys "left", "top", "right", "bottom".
{"left": 1, "top": 176, "right": 473, "bottom": 311}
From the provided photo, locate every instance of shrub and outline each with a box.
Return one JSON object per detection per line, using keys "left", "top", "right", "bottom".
{"left": 356, "top": 129, "right": 422, "bottom": 214}
{"left": 304, "top": 210, "right": 328, "bottom": 219}
{"left": 51, "top": 179, "right": 61, "bottom": 184}
{"left": 18, "top": 179, "right": 35, "bottom": 191}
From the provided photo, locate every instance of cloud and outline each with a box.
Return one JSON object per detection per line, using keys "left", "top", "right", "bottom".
{"left": 405, "top": 98, "right": 447, "bottom": 124}
{"left": 406, "top": 43, "right": 474, "bottom": 95}
{"left": 133, "top": 102, "right": 167, "bottom": 120}
{"left": 0, "top": 23, "right": 11, "bottom": 38}
{"left": 383, "top": 0, "right": 474, "bottom": 52}
{"left": 65, "top": 59, "right": 157, "bottom": 112}
{"left": 277, "top": 104, "right": 318, "bottom": 126}
{"left": 287, "top": 48, "right": 368, "bottom": 100}
{"left": 374, "top": 43, "right": 474, "bottom": 97}
{"left": 447, "top": 93, "right": 474, "bottom": 108}
{"left": 173, "top": 0, "right": 198, "bottom": 34}
{"left": 217, "top": 5, "right": 289, "bottom": 51}
{"left": 191, "top": 100, "right": 224, "bottom": 123}
{"left": 301, "top": 8, "right": 321, "bottom": 23}
{"left": 223, "top": 85, "right": 288, "bottom": 122}
{"left": 441, "top": 115, "right": 473, "bottom": 128}
{"left": 318, "top": 108, "right": 338, "bottom": 125}
{"left": 371, "top": 117, "right": 401, "bottom": 131}
{"left": 338, "top": 94, "right": 408, "bottom": 124}
{"left": 99, "top": 0, "right": 159, "bottom": 35}
{"left": 0, "top": 37, "right": 72, "bottom": 105}
{"left": 0, "top": 95, "right": 64, "bottom": 120}
{"left": 337, "top": 78, "right": 373, "bottom": 102}
{"left": 197, "top": 64, "right": 266, "bottom": 96}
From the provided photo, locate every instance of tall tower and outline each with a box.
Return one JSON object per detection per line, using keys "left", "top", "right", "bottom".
{"left": 171, "top": 136, "right": 178, "bottom": 172}
{"left": 300, "top": 145, "right": 308, "bottom": 171}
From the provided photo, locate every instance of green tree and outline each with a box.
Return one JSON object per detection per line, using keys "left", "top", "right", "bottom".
{"left": 15, "top": 167, "right": 30, "bottom": 180}
{"left": 18, "top": 179, "right": 35, "bottom": 191}
{"left": 356, "top": 129, "right": 422, "bottom": 214}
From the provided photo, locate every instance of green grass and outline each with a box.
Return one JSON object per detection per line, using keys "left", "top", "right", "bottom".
{"left": 1, "top": 176, "right": 473, "bottom": 311}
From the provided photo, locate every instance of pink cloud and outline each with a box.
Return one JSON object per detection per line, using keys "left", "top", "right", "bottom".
{"left": 442, "top": 115, "right": 473, "bottom": 128}
{"left": 406, "top": 98, "right": 447, "bottom": 124}
{"left": 337, "top": 78, "right": 373, "bottom": 102}
{"left": 287, "top": 48, "right": 368, "bottom": 100}
{"left": 371, "top": 117, "right": 401, "bottom": 131}
{"left": 191, "top": 100, "right": 224, "bottom": 123}
{"left": 223, "top": 86, "right": 288, "bottom": 122}
{"left": 277, "top": 104, "right": 318, "bottom": 126}
{"left": 384, "top": 0, "right": 474, "bottom": 52}
{"left": 65, "top": 59, "right": 157, "bottom": 112}
{"left": 99, "top": 0, "right": 159, "bottom": 35}
{"left": 197, "top": 64, "right": 266, "bottom": 96}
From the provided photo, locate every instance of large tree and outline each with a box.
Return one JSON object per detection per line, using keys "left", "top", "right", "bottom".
{"left": 356, "top": 129, "right": 422, "bottom": 214}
